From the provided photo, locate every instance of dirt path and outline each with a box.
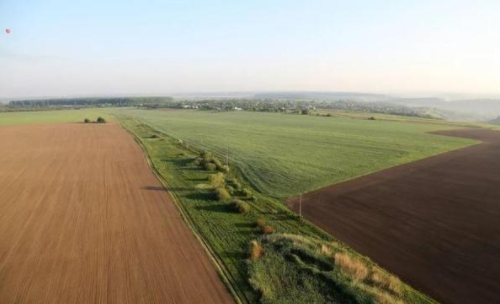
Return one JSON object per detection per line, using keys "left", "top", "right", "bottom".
{"left": 0, "top": 123, "right": 234, "bottom": 304}
{"left": 288, "top": 129, "right": 500, "bottom": 304}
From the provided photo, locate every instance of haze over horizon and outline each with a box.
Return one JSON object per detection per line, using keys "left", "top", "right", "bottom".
{"left": 1, "top": 0, "right": 500, "bottom": 99}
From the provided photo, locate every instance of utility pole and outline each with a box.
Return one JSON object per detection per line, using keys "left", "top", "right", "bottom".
{"left": 299, "top": 194, "right": 302, "bottom": 218}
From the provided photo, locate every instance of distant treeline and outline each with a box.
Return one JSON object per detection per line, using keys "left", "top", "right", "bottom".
{"left": 8, "top": 97, "right": 174, "bottom": 108}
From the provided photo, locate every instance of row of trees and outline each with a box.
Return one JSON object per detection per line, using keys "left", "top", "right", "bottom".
{"left": 8, "top": 97, "right": 174, "bottom": 108}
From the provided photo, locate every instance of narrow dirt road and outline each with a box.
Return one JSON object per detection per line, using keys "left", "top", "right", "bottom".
{"left": 0, "top": 123, "right": 234, "bottom": 304}
{"left": 288, "top": 129, "right": 500, "bottom": 304}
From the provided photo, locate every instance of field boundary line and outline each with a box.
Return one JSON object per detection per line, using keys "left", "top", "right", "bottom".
{"left": 117, "top": 117, "right": 247, "bottom": 304}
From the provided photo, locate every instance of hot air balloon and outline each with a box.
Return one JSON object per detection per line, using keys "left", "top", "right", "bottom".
{"left": 5, "top": 28, "right": 11, "bottom": 34}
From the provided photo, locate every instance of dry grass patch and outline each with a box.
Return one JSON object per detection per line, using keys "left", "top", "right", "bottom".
{"left": 374, "top": 290, "right": 405, "bottom": 304}
{"left": 249, "top": 240, "right": 263, "bottom": 261}
{"left": 371, "top": 269, "right": 402, "bottom": 295}
{"left": 334, "top": 253, "right": 369, "bottom": 281}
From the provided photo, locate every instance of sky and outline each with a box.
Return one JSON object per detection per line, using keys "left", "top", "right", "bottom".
{"left": 1, "top": 0, "right": 500, "bottom": 99}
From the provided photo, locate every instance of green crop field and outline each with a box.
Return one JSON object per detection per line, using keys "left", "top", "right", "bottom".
{"left": 113, "top": 108, "right": 477, "bottom": 198}
{"left": 0, "top": 109, "right": 112, "bottom": 126}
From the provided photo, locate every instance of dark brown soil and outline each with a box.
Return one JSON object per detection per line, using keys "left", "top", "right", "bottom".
{"left": 288, "top": 128, "right": 500, "bottom": 304}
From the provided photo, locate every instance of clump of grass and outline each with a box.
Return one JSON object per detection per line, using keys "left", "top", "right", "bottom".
{"left": 320, "top": 244, "right": 332, "bottom": 256}
{"left": 249, "top": 240, "right": 263, "bottom": 261}
{"left": 334, "top": 253, "right": 369, "bottom": 281}
{"left": 230, "top": 199, "right": 250, "bottom": 214}
{"left": 151, "top": 134, "right": 159, "bottom": 139}
{"left": 215, "top": 187, "right": 231, "bottom": 201}
{"left": 255, "top": 218, "right": 266, "bottom": 229}
{"left": 370, "top": 269, "right": 402, "bottom": 295}
{"left": 226, "top": 185, "right": 234, "bottom": 195}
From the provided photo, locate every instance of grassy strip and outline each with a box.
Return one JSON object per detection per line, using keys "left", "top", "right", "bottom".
{"left": 118, "top": 116, "right": 438, "bottom": 304}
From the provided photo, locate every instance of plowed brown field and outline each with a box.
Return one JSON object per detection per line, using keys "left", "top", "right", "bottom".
{"left": 288, "top": 129, "right": 500, "bottom": 304}
{"left": 0, "top": 123, "right": 234, "bottom": 304}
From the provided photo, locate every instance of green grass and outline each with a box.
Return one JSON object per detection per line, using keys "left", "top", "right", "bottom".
{"left": 0, "top": 108, "right": 113, "bottom": 126}
{"left": 113, "top": 108, "right": 477, "bottom": 198}
{"left": 118, "top": 116, "right": 438, "bottom": 304}
{"left": 249, "top": 234, "right": 436, "bottom": 304}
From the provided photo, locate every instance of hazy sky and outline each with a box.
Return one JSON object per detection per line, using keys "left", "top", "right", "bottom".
{"left": 1, "top": 0, "right": 500, "bottom": 98}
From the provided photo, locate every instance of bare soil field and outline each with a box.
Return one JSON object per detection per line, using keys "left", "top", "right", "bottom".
{"left": 0, "top": 123, "right": 234, "bottom": 304}
{"left": 288, "top": 129, "right": 500, "bottom": 304}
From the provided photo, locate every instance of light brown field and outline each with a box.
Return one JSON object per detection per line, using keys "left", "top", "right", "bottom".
{"left": 0, "top": 123, "right": 234, "bottom": 304}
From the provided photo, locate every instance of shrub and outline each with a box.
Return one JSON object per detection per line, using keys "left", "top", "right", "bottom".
{"left": 230, "top": 199, "right": 250, "bottom": 214}
{"left": 96, "top": 117, "right": 107, "bottom": 123}
{"left": 84, "top": 118, "right": 90, "bottom": 123}
{"left": 215, "top": 187, "right": 231, "bottom": 201}
{"left": 208, "top": 172, "right": 226, "bottom": 188}
{"left": 368, "top": 116, "right": 376, "bottom": 120}
{"left": 262, "top": 225, "right": 275, "bottom": 235}
{"left": 334, "top": 253, "right": 368, "bottom": 281}
{"left": 212, "top": 158, "right": 223, "bottom": 168}
{"left": 249, "top": 240, "right": 263, "bottom": 261}
{"left": 326, "top": 113, "right": 332, "bottom": 117}
{"left": 204, "top": 163, "right": 217, "bottom": 171}
{"left": 151, "top": 134, "right": 159, "bottom": 139}
{"left": 226, "top": 185, "right": 234, "bottom": 195}
{"left": 200, "top": 151, "right": 212, "bottom": 159}
{"left": 242, "top": 188, "right": 253, "bottom": 198}
{"left": 301, "top": 109, "right": 310, "bottom": 115}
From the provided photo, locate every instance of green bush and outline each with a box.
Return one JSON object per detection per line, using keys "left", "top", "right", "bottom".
{"left": 84, "top": 118, "right": 91, "bottom": 123}
{"left": 200, "top": 151, "right": 212, "bottom": 159}
{"left": 212, "top": 158, "right": 223, "bottom": 168}
{"left": 230, "top": 199, "right": 250, "bottom": 214}
{"left": 96, "top": 117, "right": 107, "bottom": 123}
{"left": 242, "top": 188, "right": 253, "bottom": 198}
{"left": 204, "top": 163, "right": 217, "bottom": 171}
{"left": 215, "top": 187, "right": 231, "bottom": 201}
{"left": 226, "top": 185, "right": 234, "bottom": 195}
{"left": 208, "top": 172, "right": 226, "bottom": 188}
